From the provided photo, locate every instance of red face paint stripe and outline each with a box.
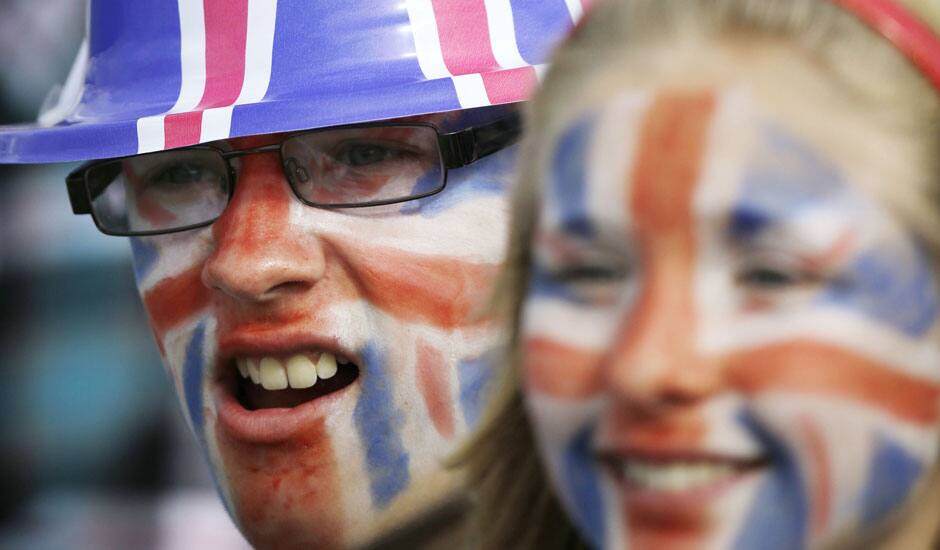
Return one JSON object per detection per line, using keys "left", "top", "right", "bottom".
{"left": 480, "top": 66, "right": 538, "bottom": 104}
{"left": 209, "top": 150, "right": 292, "bottom": 255}
{"left": 728, "top": 341, "right": 940, "bottom": 424}
{"left": 522, "top": 336, "right": 604, "bottom": 398}
{"left": 348, "top": 242, "right": 498, "bottom": 330}
{"left": 799, "top": 416, "right": 831, "bottom": 537}
{"left": 217, "top": 418, "right": 344, "bottom": 548}
{"left": 611, "top": 93, "right": 717, "bottom": 378}
{"left": 430, "top": 0, "right": 500, "bottom": 75}
{"left": 143, "top": 265, "right": 210, "bottom": 343}
{"left": 416, "top": 340, "right": 456, "bottom": 438}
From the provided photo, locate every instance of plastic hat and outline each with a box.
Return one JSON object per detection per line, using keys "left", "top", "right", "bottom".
{"left": 0, "top": 0, "right": 586, "bottom": 163}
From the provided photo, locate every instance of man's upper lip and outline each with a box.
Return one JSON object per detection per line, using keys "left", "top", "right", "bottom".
{"left": 215, "top": 329, "right": 358, "bottom": 374}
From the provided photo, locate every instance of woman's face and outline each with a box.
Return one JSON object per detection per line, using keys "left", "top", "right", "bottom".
{"left": 521, "top": 87, "right": 940, "bottom": 548}
{"left": 131, "top": 108, "right": 514, "bottom": 548}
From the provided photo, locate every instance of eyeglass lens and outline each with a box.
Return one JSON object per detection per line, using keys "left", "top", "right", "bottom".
{"left": 85, "top": 124, "right": 445, "bottom": 235}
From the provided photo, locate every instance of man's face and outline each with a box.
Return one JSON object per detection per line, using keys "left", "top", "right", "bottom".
{"left": 130, "top": 108, "right": 514, "bottom": 548}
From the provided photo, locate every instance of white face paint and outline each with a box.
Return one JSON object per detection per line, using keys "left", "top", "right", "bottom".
{"left": 521, "top": 87, "right": 940, "bottom": 549}
{"left": 132, "top": 107, "right": 518, "bottom": 548}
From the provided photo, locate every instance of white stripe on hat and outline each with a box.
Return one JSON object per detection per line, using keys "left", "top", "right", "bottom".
{"left": 451, "top": 73, "right": 491, "bottom": 108}
{"left": 406, "top": 0, "right": 451, "bottom": 81}
{"left": 564, "top": 0, "right": 584, "bottom": 22}
{"left": 483, "top": 0, "right": 528, "bottom": 69}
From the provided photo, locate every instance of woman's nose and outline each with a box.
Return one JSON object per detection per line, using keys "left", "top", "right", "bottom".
{"left": 605, "top": 259, "right": 722, "bottom": 411}
{"left": 202, "top": 151, "right": 327, "bottom": 303}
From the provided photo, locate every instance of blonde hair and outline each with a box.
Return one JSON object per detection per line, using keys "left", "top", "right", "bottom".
{"left": 454, "top": 0, "right": 940, "bottom": 548}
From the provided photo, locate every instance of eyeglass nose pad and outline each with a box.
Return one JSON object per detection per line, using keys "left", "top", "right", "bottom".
{"left": 284, "top": 157, "right": 310, "bottom": 184}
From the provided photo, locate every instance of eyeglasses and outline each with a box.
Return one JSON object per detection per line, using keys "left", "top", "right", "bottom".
{"left": 66, "top": 114, "right": 520, "bottom": 236}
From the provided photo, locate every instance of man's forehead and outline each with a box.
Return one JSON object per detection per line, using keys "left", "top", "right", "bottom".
{"left": 219, "top": 105, "right": 519, "bottom": 150}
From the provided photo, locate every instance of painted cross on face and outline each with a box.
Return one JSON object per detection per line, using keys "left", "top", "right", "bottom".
{"left": 130, "top": 108, "right": 515, "bottom": 548}
{"left": 522, "top": 89, "right": 940, "bottom": 549}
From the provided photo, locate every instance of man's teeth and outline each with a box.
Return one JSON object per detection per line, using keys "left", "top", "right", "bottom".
{"left": 236, "top": 352, "right": 347, "bottom": 390}
{"left": 622, "top": 460, "right": 737, "bottom": 492}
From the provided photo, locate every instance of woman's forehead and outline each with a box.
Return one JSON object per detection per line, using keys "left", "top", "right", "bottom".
{"left": 538, "top": 85, "right": 887, "bottom": 238}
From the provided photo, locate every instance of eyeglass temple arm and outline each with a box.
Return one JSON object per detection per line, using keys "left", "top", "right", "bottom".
{"left": 66, "top": 165, "right": 92, "bottom": 215}
{"left": 440, "top": 113, "right": 522, "bottom": 170}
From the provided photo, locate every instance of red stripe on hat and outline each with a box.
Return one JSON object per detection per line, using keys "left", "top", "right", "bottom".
{"left": 163, "top": 0, "right": 249, "bottom": 149}
{"left": 431, "top": 0, "right": 500, "bottom": 75}
{"left": 164, "top": 111, "right": 204, "bottom": 149}
{"left": 481, "top": 66, "right": 538, "bottom": 104}
{"left": 417, "top": 340, "right": 456, "bottom": 438}
{"left": 199, "top": 0, "right": 249, "bottom": 108}
{"left": 729, "top": 341, "right": 940, "bottom": 425}
{"left": 217, "top": 417, "right": 344, "bottom": 548}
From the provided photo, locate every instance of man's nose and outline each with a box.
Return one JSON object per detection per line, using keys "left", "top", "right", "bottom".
{"left": 202, "top": 151, "right": 326, "bottom": 302}
{"left": 605, "top": 258, "right": 722, "bottom": 411}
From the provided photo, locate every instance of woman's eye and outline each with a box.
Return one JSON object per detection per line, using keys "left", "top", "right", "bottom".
{"left": 553, "top": 264, "right": 627, "bottom": 283}
{"left": 736, "top": 267, "right": 801, "bottom": 289}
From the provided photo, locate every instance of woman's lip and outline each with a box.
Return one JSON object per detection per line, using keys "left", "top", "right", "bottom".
{"left": 598, "top": 450, "right": 768, "bottom": 511}
{"left": 214, "top": 369, "right": 358, "bottom": 444}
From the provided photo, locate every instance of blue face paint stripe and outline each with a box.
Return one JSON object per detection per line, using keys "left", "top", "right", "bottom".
{"left": 729, "top": 124, "right": 843, "bottom": 241}
{"left": 129, "top": 237, "right": 159, "bottom": 283}
{"left": 563, "top": 425, "right": 606, "bottom": 549}
{"left": 456, "top": 355, "right": 494, "bottom": 428}
{"left": 818, "top": 245, "right": 939, "bottom": 338}
{"left": 400, "top": 144, "right": 514, "bottom": 218}
{"left": 859, "top": 437, "right": 923, "bottom": 524}
{"left": 551, "top": 114, "right": 597, "bottom": 239}
{"left": 353, "top": 342, "right": 410, "bottom": 508}
{"left": 733, "top": 412, "right": 808, "bottom": 550}
{"left": 183, "top": 322, "right": 207, "bottom": 445}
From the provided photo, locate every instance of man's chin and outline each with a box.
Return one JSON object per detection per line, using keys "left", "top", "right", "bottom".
{"left": 214, "top": 426, "right": 467, "bottom": 549}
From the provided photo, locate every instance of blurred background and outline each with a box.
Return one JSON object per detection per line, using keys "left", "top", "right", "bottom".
{"left": 0, "top": 1, "right": 248, "bottom": 548}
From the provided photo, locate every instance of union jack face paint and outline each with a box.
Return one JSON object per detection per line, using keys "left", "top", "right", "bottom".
{"left": 130, "top": 106, "right": 516, "bottom": 548}
{"left": 522, "top": 88, "right": 940, "bottom": 549}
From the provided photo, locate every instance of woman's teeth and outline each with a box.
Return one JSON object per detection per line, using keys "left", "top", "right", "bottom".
{"left": 236, "top": 352, "right": 349, "bottom": 390}
{"left": 622, "top": 460, "right": 738, "bottom": 492}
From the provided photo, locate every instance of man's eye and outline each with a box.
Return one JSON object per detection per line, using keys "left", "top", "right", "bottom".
{"left": 150, "top": 163, "right": 210, "bottom": 186}
{"left": 334, "top": 142, "right": 404, "bottom": 167}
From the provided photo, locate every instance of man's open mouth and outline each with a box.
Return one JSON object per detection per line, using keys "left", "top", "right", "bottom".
{"left": 233, "top": 352, "right": 360, "bottom": 410}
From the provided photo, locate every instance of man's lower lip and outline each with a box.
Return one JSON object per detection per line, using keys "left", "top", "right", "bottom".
{"left": 214, "top": 373, "right": 356, "bottom": 444}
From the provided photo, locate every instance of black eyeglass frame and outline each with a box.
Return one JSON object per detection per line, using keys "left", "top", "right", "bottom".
{"left": 66, "top": 112, "right": 521, "bottom": 237}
